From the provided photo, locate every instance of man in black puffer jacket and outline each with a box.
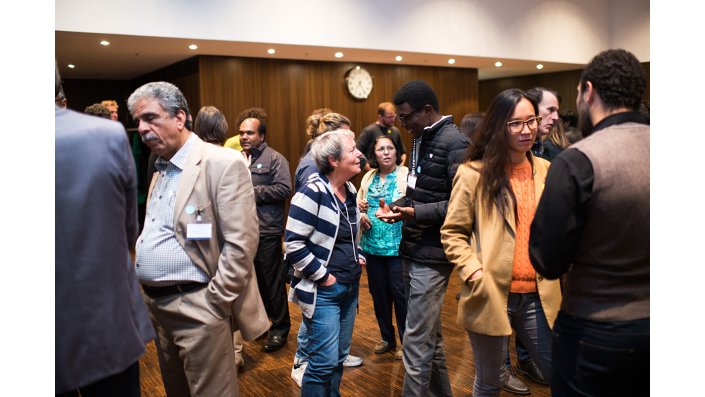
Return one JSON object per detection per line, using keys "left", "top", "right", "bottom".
{"left": 377, "top": 80, "right": 469, "bottom": 397}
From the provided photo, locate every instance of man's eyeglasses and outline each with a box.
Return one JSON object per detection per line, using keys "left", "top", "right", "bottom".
{"left": 507, "top": 116, "right": 542, "bottom": 133}
{"left": 396, "top": 109, "right": 418, "bottom": 122}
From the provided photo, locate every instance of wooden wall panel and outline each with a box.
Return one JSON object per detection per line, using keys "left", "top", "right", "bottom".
{"left": 198, "top": 55, "right": 478, "bottom": 181}
{"left": 479, "top": 69, "right": 584, "bottom": 114}
{"left": 479, "top": 62, "right": 650, "bottom": 114}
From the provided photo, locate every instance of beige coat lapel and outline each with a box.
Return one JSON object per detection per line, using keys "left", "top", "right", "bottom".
{"left": 503, "top": 191, "right": 516, "bottom": 235}
{"left": 533, "top": 159, "right": 547, "bottom": 201}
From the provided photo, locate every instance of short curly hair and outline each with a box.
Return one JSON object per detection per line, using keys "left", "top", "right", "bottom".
{"left": 393, "top": 80, "right": 439, "bottom": 112}
{"left": 580, "top": 49, "right": 645, "bottom": 111}
{"left": 84, "top": 103, "right": 112, "bottom": 119}
{"left": 311, "top": 129, "right": 356, "bottom": 175}
{"left": 236, "top": 107, "right": 267, "bottom": 136}
{"left": 305, "top": 107, "right": 333, "bottom": 138}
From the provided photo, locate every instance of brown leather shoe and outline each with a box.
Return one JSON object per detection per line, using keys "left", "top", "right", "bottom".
{"left": 517, "top": 359, "right": 548, "bottom": 385}
{"left": 502, "top": 366, "right": 530, "bottom": 395}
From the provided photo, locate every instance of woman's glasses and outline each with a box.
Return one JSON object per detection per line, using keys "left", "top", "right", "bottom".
{"left": 507, "top": 116, "right": 542, "bottom": 133}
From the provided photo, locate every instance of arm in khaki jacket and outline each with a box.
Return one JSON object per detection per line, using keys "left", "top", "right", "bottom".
{"left": 206, "top": 155, "right": 259, "bottom": 311}
{"left": 197, "top": 147, "right": 268, "bottom": 339}
{"left": 441, "top": 163, "right": 483, "bottom": 284}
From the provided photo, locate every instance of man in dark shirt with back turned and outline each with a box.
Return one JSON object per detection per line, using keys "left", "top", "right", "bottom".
{"left": 529, "top": 49, "right": 649, "bottom": 397}
{"left": 356, "top": 102, "right": 407, "bottom": 171}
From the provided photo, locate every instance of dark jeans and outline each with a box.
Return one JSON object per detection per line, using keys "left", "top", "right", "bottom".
{"left": 551, "top": 311, "right": 649, "bottom": 397}
{"left": 57, "top": 361, "right": 140, "bottom": 397}
{"left": 254, "top": 234, "right": 291, "bottom": 337}
{"left": 365, "top": 253, "right": 406, "bottom": 345}
{"left": 505, "top": 336, "right": 532, "bottom": 368}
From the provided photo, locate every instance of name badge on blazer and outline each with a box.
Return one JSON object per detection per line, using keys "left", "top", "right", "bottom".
{"left": 187, "top": 223, "right": 212, "bottom": 240}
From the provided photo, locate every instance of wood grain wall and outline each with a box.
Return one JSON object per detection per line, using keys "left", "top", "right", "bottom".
{"left": 196, "top": 55, "right": 479, "bottom": 174}
{"left": 479, "top": 62, "right": 650, "bottom": 114}
{"left": 63, "top": 56, "right": 650, "bottom": 187}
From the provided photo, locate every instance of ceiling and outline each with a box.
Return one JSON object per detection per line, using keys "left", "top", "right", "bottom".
{"left": 56, "top": 31, "right": 586, "bottom": 82}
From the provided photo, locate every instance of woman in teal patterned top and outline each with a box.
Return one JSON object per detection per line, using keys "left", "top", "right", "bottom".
{"left": 358, "top": 135, "right": 409, "bottom": 358}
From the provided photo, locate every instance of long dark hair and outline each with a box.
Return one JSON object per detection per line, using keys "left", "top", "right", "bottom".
{"left": 465, "top": 89, "right": 538, "bottom": 217}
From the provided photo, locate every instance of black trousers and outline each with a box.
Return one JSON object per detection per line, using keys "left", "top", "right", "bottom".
{"left": 57, "top": 361, "right": 140, "bottom": 397}
{"left": 254, "top": 234, "right": 291, "bottom": 337}
{"left": 365, "top": 253, "right": 406, "bottom": 345}
{"left": 551, "top": 311, "right": 649, "bottom": 397}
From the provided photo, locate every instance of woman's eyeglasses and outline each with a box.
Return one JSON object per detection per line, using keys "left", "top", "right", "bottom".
{"left": 507, "top": 116, "right": 542, "bottom": 133}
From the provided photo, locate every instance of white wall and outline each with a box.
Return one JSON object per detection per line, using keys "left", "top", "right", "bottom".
{"left": 608, "top": 0, "right": 650, "bottom": 60}
{"left": 56, "top": 0, "right": 649, "bottom": 63}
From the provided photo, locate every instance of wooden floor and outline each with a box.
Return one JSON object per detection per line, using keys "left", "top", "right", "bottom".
{"left": 139, "top": 267, "right": 551, "bottom": 396}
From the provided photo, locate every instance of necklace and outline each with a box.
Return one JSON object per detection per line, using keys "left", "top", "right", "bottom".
{"left": 334, "top": 189, "right": 359, "bottom": 263}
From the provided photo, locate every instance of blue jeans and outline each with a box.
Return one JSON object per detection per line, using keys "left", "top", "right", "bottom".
{"left": 300, "top": 280, "right": 359, "bottom": 397}
{"left": 365, "top": 254, "right": 406, "bottom": 345}
{"left": 551, "top": 311, "right": 649, "bottom": 397}
{"left": 468, "top": 293, "right": 552, "bottom": 397}
{"left": 295, "top": 321, "right": 310, "bottom": 364}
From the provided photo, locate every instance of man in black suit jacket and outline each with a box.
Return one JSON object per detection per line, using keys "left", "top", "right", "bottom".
{"left": 55, "top": 66, "right": 155, "bottom": 396}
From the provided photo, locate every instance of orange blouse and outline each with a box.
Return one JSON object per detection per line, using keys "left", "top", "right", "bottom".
{"left": 509, "top": 160, "right": 537, "bottom": 293}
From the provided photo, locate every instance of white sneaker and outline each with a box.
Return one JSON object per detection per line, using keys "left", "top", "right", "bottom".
{"left": 342, "top": 354, "right": 363, "bottom": 367}
{"left": 291, "top": 362, "right": 307, "bottom": 388}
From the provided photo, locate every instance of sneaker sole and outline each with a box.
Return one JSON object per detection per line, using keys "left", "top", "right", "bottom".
{"left": 502, "top": 385, "right": 531, "bottom": 396}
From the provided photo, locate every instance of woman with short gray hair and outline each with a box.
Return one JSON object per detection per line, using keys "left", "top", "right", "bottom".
{"left": 285, "top": 129, "right": 366, "bottom": 395}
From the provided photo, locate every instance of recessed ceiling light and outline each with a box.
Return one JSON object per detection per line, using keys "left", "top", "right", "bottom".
{"left": 334, "top": 52, "right": 344, "bottom": 58}
{"left": 188, "top": 44, "right": 198, "bottom": 50}
{"left": 68, "top": 64, "right": 75, "bottom": 69}
{"left": 536, "top": 64, "right": 544, "bottom": 70}
{"left": 395, "top": 55, "right": 403, "bottom": 62}
{"left": 494, "top": 61, "right": 503, "bottom": 67}
{"left": 100, "top": 40, "right": 110, "bottom": 46}
{"left": 448, "top": 58, "right": 456, "bottom": 65}
{"left": 267, "top": 48, "right": 276, "bottom": 55}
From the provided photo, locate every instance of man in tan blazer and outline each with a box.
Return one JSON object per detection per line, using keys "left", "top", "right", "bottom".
{"left": 129, "top": 81, "right": 269, "bottom": 397}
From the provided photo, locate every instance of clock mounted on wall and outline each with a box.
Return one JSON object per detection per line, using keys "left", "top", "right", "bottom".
{"left": 345, "top": 66, "right": 373, "bottom": 100}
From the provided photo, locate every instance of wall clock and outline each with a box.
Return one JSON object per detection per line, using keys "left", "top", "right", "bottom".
{"left": 345, "top": 66, "right": 373, "bottom": 100}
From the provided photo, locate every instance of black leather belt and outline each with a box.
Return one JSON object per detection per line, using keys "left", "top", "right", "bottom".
{"left": 141, "top": 282, "right": 207, "bottom": 298}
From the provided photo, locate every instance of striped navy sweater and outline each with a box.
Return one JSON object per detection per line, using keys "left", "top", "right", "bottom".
{"left": 284, "top": 173, "right": 364, "bottom": 318}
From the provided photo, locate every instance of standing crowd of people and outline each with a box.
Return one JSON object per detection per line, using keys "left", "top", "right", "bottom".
{"left": 56, "top": 48, "right": 649, "bottom": 397}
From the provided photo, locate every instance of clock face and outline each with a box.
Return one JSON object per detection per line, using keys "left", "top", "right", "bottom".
{"left": 346, "top": 67, "right": 373, "bottom": 100}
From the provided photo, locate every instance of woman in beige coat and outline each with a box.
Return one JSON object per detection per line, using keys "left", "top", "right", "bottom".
{"left": 441, "top": 89, "right": 561, "bottom": 397}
